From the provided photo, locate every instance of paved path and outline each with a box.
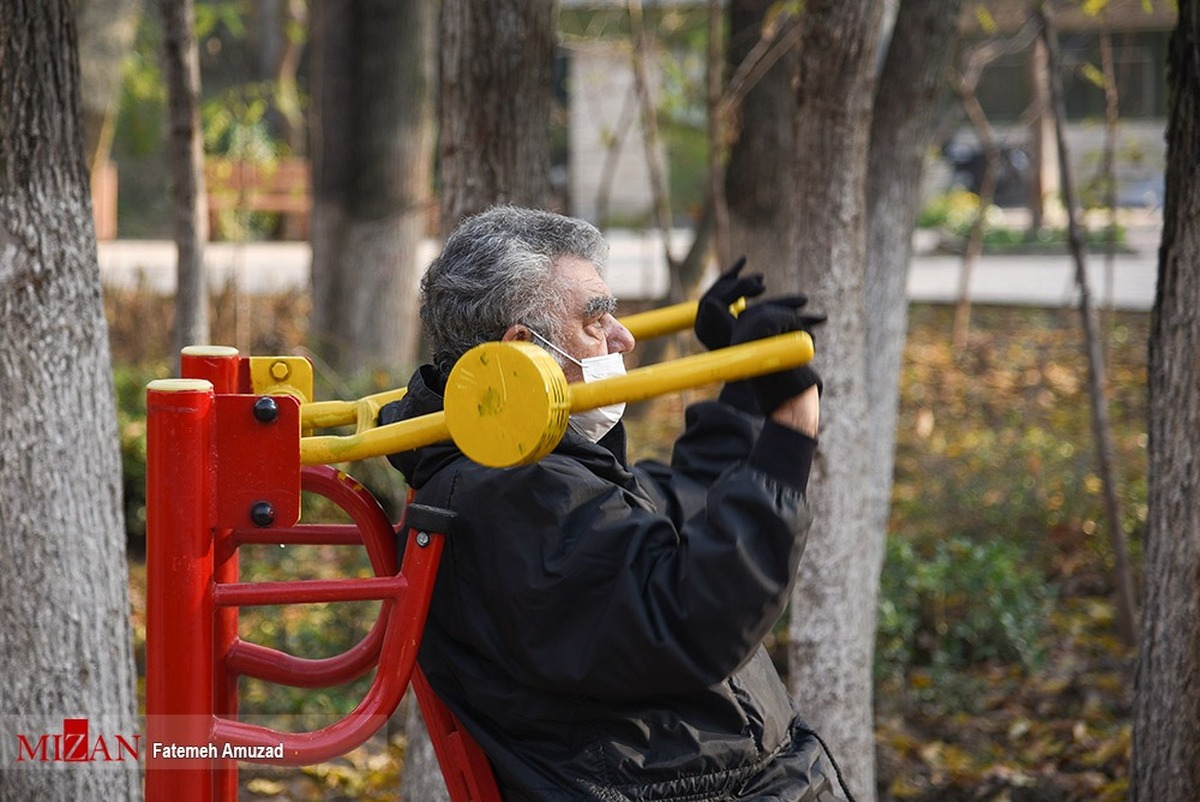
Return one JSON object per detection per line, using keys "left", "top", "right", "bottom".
{"left": 97, "top": 226, "right": 1159, "bottom": 311}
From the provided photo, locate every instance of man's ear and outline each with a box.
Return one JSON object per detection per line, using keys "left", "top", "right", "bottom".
{"left": 501, "top": 324, "right": 530, "bottom": 342}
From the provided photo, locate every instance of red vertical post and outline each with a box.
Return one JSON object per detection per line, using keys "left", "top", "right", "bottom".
{"left": 145, "top": 379, "right": 217, "bottom": 802}
{"left": 181, "top": 347, "right": 242, "bottom": 802}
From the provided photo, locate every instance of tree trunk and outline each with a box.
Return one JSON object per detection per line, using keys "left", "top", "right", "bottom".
{"left": 1039, "top": 6, "right": 1138, "bottom": 647}
{"left": 1026, "top": 37, "right": 1053, "bottom": 232}
{"left": 783, "top": 3, "right": 885, "bottom": 799}
{"left": 438, "top": 0, "right": 557, "bottom": 233}
{"left": 77, "top": 0, "right": 141, "bottom": 174}
{"left": 309, "top": 0, "right": 435, "bottom": 378}
{"left": 160, "top": 0, "right": 209, "bottom": 360}
{"left": 255, "top": 0, "right": 307, "bottom": 156}
{"left": 399, "top": 700, "right": 448, "bottom": 801}
{"left": 707, "top": 0, "right": 730, "bottom": 267}
{"left": 724, "top": 0, "right": 799, "bottom": 282}
{"left": 863, "top": 0, "right": 963, "bottom": 677}
{"left": 1098, "top": 28, "right": 1120, "bottom": 329}
{"left": 403, "top": 3, "right": 558, "bottom": 796}
{"left": 948, "top": 22, "right": 1041, "bottom": 351}
{"left": 628, "top": 0, "right": 682, "bottom": 293}
{"left": 0, "top": 2, "right": 141, "bottom": 799}
{"left": 1132, "top": 0, "right": 1200, "bottom": 797}
{"left": 951, "top": 83, "right": 999, "bottom": 350}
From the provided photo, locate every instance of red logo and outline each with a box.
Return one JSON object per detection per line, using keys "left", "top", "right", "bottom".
{"left": 15, "top": 718, "right": 141, "bottom": 763}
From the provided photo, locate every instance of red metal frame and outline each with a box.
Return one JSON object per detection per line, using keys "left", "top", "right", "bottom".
{"left": 145, "top": 351, "right": 501, "bottom": 801}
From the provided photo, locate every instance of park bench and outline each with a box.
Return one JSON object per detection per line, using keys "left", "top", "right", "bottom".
{"left": 205, "top": 158, "right": 311, "bottom": 240}
{"left": 142, "top": 301, "right": 813, "bottom": 801}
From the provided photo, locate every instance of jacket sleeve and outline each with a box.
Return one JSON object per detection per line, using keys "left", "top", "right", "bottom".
{"left": 634, "top": 400, "right": 812, "bottom": 526}
{"left": 433, "top": 420, "right": 817, "bottom": 700}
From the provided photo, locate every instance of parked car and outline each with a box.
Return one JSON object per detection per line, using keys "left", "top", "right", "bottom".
{"left": 942, "top": 141, "right": 1031, "bottom": 208}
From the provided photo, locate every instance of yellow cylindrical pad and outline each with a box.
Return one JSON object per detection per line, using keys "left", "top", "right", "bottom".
{"left": 444, "top": 341, "right": 571, "bottom": 468}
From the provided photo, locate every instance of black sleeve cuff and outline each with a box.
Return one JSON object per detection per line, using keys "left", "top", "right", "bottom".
{"left": 717, "top": 381, "right": 761, "bottom": 416}
{"left": 747, "top": 420, "right": 817, "bottom": 494}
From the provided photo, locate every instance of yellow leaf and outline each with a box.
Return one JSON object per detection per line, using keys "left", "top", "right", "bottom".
{"left": 889, "top": 775, "right": 928, "bottom": 799}
{"left": 1080, "top": 62, "right": 1107, "bottom": 90}
{"left": 974, "top": 5, "right": 998, "bottom": 34}
{"left": 245, "top": 778, "right": 287, "bottom": 796}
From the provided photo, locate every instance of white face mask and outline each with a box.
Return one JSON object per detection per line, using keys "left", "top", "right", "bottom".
{"left": 529, "top": 330, "right": 627, "bottom": 442}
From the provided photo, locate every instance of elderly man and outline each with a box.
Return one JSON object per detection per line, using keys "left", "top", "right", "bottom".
{"left": 383, "top": 206, "right": 846, "bottom": 801}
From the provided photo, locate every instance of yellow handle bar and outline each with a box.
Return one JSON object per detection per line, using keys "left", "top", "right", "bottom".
{"left": 299, "top": 298, "right": 747, "bottom": 432}
{"left": 299, "top": 330, "right": 812, "bottom": 468}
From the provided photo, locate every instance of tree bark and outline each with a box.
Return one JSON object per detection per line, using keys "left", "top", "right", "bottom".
{"left": 1039, "top": 6, "right": 1138, "bottom": 647}
{"left": 947, "top": 21, "right": 1038, "bottom": 350}
{"left": 951, "top": 81, "right": 999, "bottom": 349}
{"left": 1098, "top": 28, "right": 1120, "bottom": 326}
{"left": 863, "top": 0, "right": 963, "bottom": 683}
{"left": 724, "top": 0, "right": 799, "bottom": 281}
{"left": 160, "top": 0, "right": 210, "bottom": 360}
{"left": 0, "top": 1, "right": 141, "bottom": 799}
{"left": 627, "top": 0, "right": 681, "bottom": 292}
{"left": 707, "top": 0, "right": 730, "bottom": 267}
{"left": 438, "top": 0, "right": 558, "bottom": 233}
{"left": 77, "top": 0, "right": 141, "bottom": 174}
{"left": 403, "top": 3, "right": 557, "bottom": 796}
{"left": 309, "top": 0, "right": 435, "bottom": 378}
{"left": 1027, "top": 37, "right": 1053, "bottom": 232}
{"left": 255, "top": 0, "right": 307, "bottom": 156}
{"left": 783, "top": 3, "right": 885, "bottom": 799}
{"left": 1132, "top": 0, "right": 1200, "bottom": 796}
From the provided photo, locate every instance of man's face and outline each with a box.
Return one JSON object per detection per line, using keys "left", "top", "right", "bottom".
{"left": 550, "top": 256, "right": 636, "bottom": 384}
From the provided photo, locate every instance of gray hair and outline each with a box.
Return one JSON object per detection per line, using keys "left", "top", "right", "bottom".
{"left": 420, "top": 206, "right": 609, "bottom": 377}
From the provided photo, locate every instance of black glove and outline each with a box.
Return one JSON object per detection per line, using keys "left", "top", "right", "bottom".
{"left": 693, "top": 256, "right": 766, "bottom": 350}
{"left": 729, "top": 297, "right": 825, "bottom": 415}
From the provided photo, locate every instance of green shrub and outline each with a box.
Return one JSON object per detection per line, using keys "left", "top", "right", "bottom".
{"left": 114, "top": 363, "right": 168, "bottom": 554}
{"left": 917, "top": 191, "right": 1127, "bottom": 252}
{"left": 876, "top": 534, "right": 1053, "bottom": 682}
{"left": 917, "top": 189, "right": 980, "bottom": 230}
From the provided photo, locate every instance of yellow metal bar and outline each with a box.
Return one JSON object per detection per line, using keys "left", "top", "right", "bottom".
{"left": 300, "top": 387, "right": 409, "bottom": 432}
{"left": 618, "top": 301, "right": 698, "bottom": 340}
{"left": 301, "top": 399, "right": 360, "bottom": 430}
{"left": 569, "top": 331, "right": 812, "bottom": 413}
{"left": 617, "top": 297, "right": 746, "bottom": 341}
{"left": 298, "top": 299, "right": 737, "bottom": 434}
{"left": 300, "top": 409, "right": 449, "bottom": 466}
{"left": 298, "top": 331, "right": 812, "bottom": 466}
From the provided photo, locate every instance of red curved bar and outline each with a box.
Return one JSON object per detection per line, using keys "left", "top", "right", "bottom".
{"left": 234, "top": 522, "right": 371, "bottom": 547}
{"left": 214, "top": 575, "right": 406, "bottom": 607}
{"left": 298, "top": 465, "right": 398, "bottom": 575}
{"left": 414, "top": 667, "right": 504, "bottom": 802}
{"left": 211, "top": 528, "right": 444, "bottom": 765}
{"left": 222, "top": 465, "right": 400, "bottom": 688}
{"left": 224, "top": 626, "right": 385, "bottom": 690}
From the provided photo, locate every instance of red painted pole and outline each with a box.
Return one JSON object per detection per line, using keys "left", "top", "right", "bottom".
{"left": 181, "top": 346, "right": 242, "bottom": 802}
{"left": 145, "top": 379, "right": 217, "bottom": 802}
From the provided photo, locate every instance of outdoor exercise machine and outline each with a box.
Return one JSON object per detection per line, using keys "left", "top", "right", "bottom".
{"left": 143, "top": 299, "right": 814, "bottom": 801}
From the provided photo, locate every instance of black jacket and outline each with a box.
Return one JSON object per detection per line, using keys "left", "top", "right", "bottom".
{"left": 385, "top": 366, "right": 841, "bottom": 801}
